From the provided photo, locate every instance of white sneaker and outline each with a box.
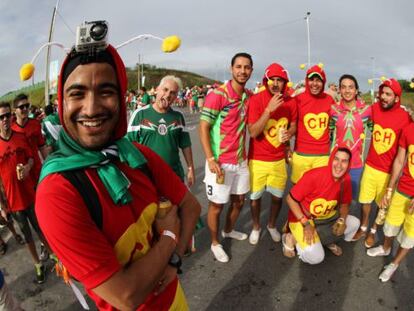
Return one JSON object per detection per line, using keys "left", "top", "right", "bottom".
{"left": 221, "top": 230, "right": 248, "bottom": 241}
{"left": 267, "top": 226, "right": 281, "bottom": 242}
{"left": 249, "top": 229, "right": 261, "bottom": 245}
{"left": 379, "top": 263, "right": 399, "bottom": 282}
{"left": 211, "top": 244, "right": 229, "bottom": 263}
{"left": 367, "top": 245, "right": 391, "bottom": 257}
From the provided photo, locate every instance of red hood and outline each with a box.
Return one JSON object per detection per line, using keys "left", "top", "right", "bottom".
{"left": 57, "top": 44, "right": 128, "bottom": 141}
{"left": 378, "top": 78, "right": 402, "bottom": 110}
{"left": 305, "top": 65, "right": 326, "bottom": 97}
{"left": 263, "top": 63, "right": 289, "bottom": 96}
{"left": 329, "top": 144, "right": 352, "bottom": 182}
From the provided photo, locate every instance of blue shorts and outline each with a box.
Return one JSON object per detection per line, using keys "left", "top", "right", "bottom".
{"left": 349, "top": 167, "right": 363, "bottom": 201}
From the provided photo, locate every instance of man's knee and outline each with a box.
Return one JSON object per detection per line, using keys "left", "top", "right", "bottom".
{"left": 231, "top": 194, "right": 245, "bottom": 207}
{"left": 208, "top": 202, "right": 223, "bottom": 214}
{"left": 298, "top": 244, "right": 325, "bottom": 265}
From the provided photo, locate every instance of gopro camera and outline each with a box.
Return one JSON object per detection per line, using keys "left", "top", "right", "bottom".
{"left": 75, "top": 20, "right": 109, "bottom": 52}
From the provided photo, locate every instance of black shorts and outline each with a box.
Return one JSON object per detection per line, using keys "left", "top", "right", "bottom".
{"left": 11, "top": 205, "right": 42, "bottom": 243}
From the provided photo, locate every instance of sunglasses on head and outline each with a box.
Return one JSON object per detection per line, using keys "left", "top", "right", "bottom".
{"left": 0, "top": 113, "right": 11, "bottom": 121}
{"left": 17, "top": 103, "right": 30, "bottom": 110}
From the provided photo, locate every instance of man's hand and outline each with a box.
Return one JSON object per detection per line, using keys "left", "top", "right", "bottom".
{"left": 21, "top": 163, "right": 31, "bottom": 180}
{"left": 408, "top": 198, "right": 414, "bottom": 215}
{"left": 265, "top": 93, "right": 284, "bottom": 115}
{"left": 279, "top": 128, "right": 290, "bottom": 144}
{"left": 303, "top": 223, "right": 316, "bottom": 245}
{"left": 154, "top": 265, "right": 177, "bottom": 295}
{"left": 155, "top": 205, "right": 180, "bottom": 238}
{"left": 285, "top": 148, "right": 293, "bottom": 164}
{"left": 187, "top": 168, "right": 195, "bottom": 188}
{"left": 379, "top": 192, "right": 392, "bottom": 209}
{"left": 332, "top": 218, "right": 346, "bottom": 236}
{"left": 207, "top": 158, "right": 221, "bottom": 175}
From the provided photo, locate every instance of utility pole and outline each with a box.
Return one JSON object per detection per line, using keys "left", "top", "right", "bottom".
{"left": 305, "top": 12, "right": 311, "bottom": 67}
{"left": 45, "top": 0, "right": 60, "bottom": 106}
{"left": 137, "top": 54, "right": 141, "bottom": 90}
{"left": 371, "top": 56, "right": 375, "bottom": 102}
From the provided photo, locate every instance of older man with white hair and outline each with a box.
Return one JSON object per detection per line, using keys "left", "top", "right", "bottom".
{"left": 127, "top": 75, "right": 195, "bottom": 186}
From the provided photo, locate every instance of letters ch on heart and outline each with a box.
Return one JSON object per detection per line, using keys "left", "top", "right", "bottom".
{"left": 372, "top": 124, "right": 396, "bottom": 155}
{"left": 304, "top": 112, "right": 329, "bottom": 140}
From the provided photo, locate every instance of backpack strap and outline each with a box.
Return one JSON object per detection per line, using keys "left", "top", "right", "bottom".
{"left": 61, "top": 170, "right": 103, "bottom": 230}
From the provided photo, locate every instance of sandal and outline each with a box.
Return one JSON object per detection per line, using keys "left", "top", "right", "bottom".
{"left": 327, "top": 243, "right": 342, "bottom": 256}
{"left": 0, "top": 242, "right": 7, "bottom": 255}
{"left": 15, "top": 234, "right": 25, "bottom": 245}
{"left": 282, "top": 233, "right": 296, "bottom": 258}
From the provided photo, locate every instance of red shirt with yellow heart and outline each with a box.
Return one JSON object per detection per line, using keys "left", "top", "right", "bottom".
{"left": 397, "top": 122, "right": 414, "bottom": 197}
{"left": 288, "top": 165, "right": 352, "bottom": 222}
{"left": 366, "top": 102, "right": 411, "bottom": 174}
{"left": 294, "top": 91, "right": 335, "bottom": 155}
{"left": 247, "top": 89, "right": 297, "bottom": 161}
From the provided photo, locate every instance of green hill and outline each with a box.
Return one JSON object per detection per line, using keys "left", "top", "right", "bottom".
{"left": 361, "top": 92, "right": 414, "bottom": 108}
{"left": 0, "top": 64, "right": 220, "bottom": 107}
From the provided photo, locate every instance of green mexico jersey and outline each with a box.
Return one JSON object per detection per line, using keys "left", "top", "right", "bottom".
{"left": 127, "top": 105, "right": 191, "bottom": 179}
{"left": 41, "top": 112, "right": 62, "bottom": 151}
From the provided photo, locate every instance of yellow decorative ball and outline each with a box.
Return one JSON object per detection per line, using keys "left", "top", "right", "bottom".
{"left": 162, "top": 35, "right": 181, "bottom": 53}
{"left": 287, "top": 81, "right": 293, "bottom": 88}
{"left": 368, "top": 79, "right": 373, "bottom": 85}
{"left": 300, "top": 63, "right": 306, "bottom": 70}
{"left": 380, "top": 76, "right": 386, "bottom": 82}
{"left": 19, "top": 63, "right": 35, "bottom": 81}
{"left": 317, "top": 62, "right": 324, "bottom": 69}
{"left": 410, "top": 82, "right": 414, "bottom": 89}
{"left": 360, "top": 133, "right": 366, "bottom": 140}
{"left": 267, "top": 80, "right": 274, "bottom": 86}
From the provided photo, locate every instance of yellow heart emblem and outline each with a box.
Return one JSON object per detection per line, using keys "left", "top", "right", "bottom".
{"left": 303, "top": 112, "right": 329, "bottom": 140}
{"left": 310, "top": 198, "right": 337, "bottom": 219}
{"left": 372, "top": 124, "right": 396, "bottom": 155}
{"left": 408, "top": 145, "right": 414, "bottom": 179}
{"left": 263, "top": 117, "right": 288, "bottom": 148}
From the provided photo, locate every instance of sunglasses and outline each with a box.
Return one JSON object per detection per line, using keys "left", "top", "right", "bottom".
{"left": 17, "top": 103, "right": 30, "bottom": 110}
{"left": 0, "top": 113, "right": 11, "bottom": 121}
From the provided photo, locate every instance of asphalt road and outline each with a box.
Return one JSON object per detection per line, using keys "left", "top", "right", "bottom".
{"left": 1, "top": 107, "right": 413, "bottom": 310}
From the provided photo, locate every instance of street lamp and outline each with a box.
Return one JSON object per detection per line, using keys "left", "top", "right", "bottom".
{"left": 368, "top": 76, "right": 387, "bottom": 103}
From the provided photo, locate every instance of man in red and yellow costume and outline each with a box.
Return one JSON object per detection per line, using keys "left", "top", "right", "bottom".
{"left": 36, "top": 42, "right": 201, "bottom": 310}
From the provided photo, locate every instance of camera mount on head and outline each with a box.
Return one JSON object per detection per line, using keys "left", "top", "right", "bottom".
{"left": 75, "top": 20, "right": 109, "bottom": 53}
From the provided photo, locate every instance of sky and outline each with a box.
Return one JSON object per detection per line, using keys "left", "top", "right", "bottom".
{"left": 1, "top": 0, "right": 413, "bottom": 96}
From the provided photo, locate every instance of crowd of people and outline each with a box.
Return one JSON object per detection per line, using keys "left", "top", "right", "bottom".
{"left": 0, "top": 41, "right": 413, "bottom": 310}
{"left": 198, "top": 52, "right": 414, "bottom": 285}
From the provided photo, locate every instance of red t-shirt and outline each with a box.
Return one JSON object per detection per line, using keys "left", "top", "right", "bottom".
{"left": 247, "top": 89, "right": 297, "bottom": 161}
{"left": 288, "top": 166, "right": 352, "bottom": 222}
{"left": 0, "top": 132, "right": 35, "bottom": 212}
{"left": 12, "top": 119, "right": 45, "bottom": 182}
{"left": 397, "top": 123, "right": 414, "bottom": 197}
{"left": 366, "top": 102, "right": 411, "bottom": 174}
{"left": 36, "top": 144, "right": 188, "bottom": 310}
{"left": 294, "top": 92, "right": 334, "bottom": 155}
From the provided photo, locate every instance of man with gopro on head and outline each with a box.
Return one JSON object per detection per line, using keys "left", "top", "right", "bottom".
{"left": 35, "top": 21, "right": 201, "bottom": 310}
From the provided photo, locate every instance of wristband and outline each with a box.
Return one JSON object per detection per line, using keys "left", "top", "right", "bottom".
{"left": 161, "top": 230, "right": 178, "bottom": 245}
{"left": 207, "top": 157, "right": 215, "bottom": 162}
{"left": 337, "top": 217, "right": 345, "bottom": 224}
{"left": 386, "top": 187, "right": 393, "bottom": 193}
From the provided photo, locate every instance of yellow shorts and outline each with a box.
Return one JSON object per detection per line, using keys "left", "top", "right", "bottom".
{"left": 289, "top": 220, "right": 320, "bottom": 249}
{"left": 358, "top": 164, "right": 390, "bottom": 205}
{"left": 384, "top": 191, "right": 414, "bottom": 238}
{"left": 249, "top": 159, "right": 287, "bottom": 200}
{"left": 290, "top": 152, "right": 329, "bottom": 184}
